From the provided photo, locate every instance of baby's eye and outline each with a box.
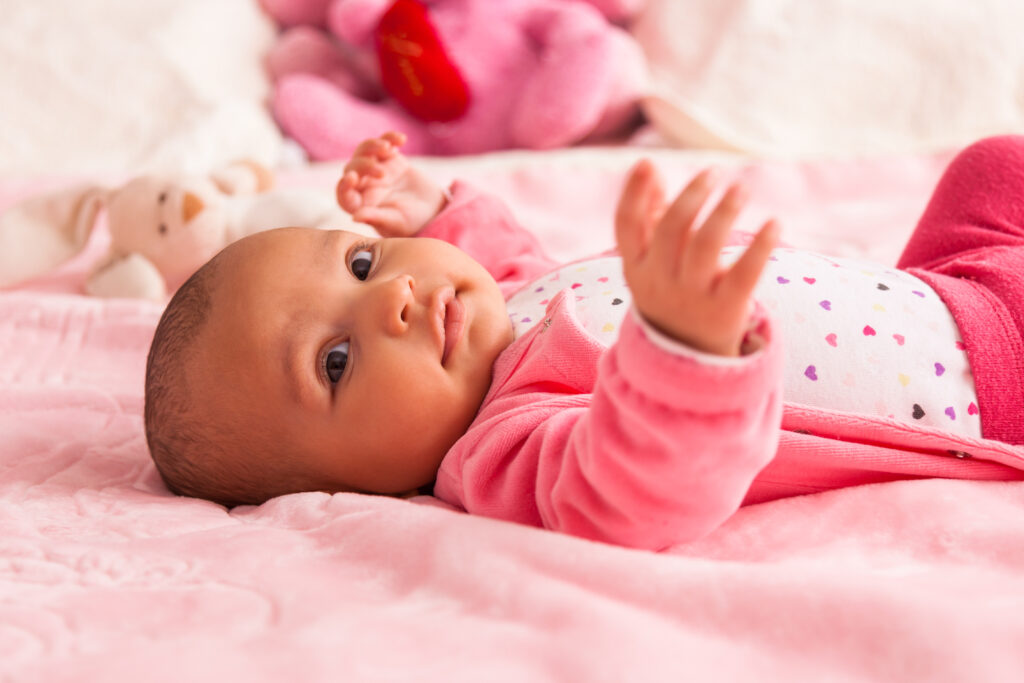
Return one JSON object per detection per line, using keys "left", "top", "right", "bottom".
{"left": 323, "top": 340, "right": 349, "bottom": 383}
{"left": 348, "top": 247, "right": 374, "bottom": 281}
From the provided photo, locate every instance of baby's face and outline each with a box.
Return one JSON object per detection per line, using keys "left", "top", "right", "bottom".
{"left": 193, "top": 227, "right": 512, "bottom": 495}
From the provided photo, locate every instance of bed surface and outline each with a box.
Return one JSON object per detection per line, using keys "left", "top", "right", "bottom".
{"left": 7, "top": 149, "right": 1024, "bottom": 681}
{"left": 4, "top": 0, "right": 1024, "bottom": 680}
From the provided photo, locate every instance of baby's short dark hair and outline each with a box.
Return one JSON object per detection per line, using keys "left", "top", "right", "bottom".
{"left": 144, "top": 255, "right": 300, "bottom": 507}
{"left": 144, "top": 257, "right": 231, "bottom": 503}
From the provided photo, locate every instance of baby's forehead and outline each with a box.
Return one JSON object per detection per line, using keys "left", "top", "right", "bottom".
{"left": 235, "top": 227, "right": 368, "bottom": 259}
{"left": 217, "top": 227, "right": 320, "bottom": 276}
{"left": 207, "top": 227, "right": 353, "bottom": 324}
{"left": 209, "top": 227, "right": 381, "bottom": 320}
{"left": 234, "top": 225, "right": 321, "bottom": 253}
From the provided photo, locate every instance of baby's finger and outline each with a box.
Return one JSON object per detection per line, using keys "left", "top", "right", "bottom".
{"left": 339, "top": 188, "right": 364, "bottom": 213}
{"left": 335, "top": 170, "right": 354, "bottom": 197}
{"left": 645, "top": 171, "right": 667, "bottom": 235}
{"left": 614, "top": 159, "right": 659, "bottom": 264}
{"left": 719, "top": 219, "right": 780, "bottom": 303}
{"left": 345, "top": 156, "right": 387, "bottom": 179}
{"left": 381, "top": 131, "right": 407, "bottom": 149}
{"left": 370, "top": 132, "right": 408, "bottom": 160}
{"left": 335, "top": 171, "right": 362, "bottom": 210}
{"left": 652, "top": 169, "right": 717, "bottom": 275}
{"left": 684, "top": 183, "right": 747, "bottom": 284}
{"left": 352, "top": 137, "right": 389, "bottom": 159}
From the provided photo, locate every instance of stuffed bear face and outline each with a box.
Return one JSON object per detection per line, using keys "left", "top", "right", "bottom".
{"left": 105, "top": 175, "right": 232, "bottom": 290}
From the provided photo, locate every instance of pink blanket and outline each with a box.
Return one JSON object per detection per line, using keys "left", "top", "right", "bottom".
{"left": 4, "top": 148, "right": 1023, "bottom": 681}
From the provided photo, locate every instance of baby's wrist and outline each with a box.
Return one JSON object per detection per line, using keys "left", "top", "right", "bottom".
{"left": 435, "top": 184, "right": 452, "bottom": 214}
{"left": 632, "top": 309, "right": 750, "bottom": 365}
{"left": 738, "top": 311, "right": 770, "bottom": 355}
{"left": 411, "top": 184, "right": 452, "bottom": 235}
{"left": 632, "top": 308, "right": 737, "bottom": 357}
{"left": 632, "top": 304, "right": 770, "bottom": 364}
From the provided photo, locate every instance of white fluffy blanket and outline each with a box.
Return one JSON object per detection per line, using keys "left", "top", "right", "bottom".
{"left": 0, "top": 0, "right": 282, "bottom": 174}
{"left": 635, "top": 0, "right": 1024, "bottom": 156}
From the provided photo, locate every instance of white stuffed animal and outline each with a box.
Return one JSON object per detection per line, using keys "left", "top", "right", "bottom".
{"left": 0, "top": 161, "right": 364, "bottom": 301}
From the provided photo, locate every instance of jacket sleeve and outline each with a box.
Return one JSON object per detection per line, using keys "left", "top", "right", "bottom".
{"left": 417, "top": 181, "right": 559, "bottom": 295}
{"left": 443, "top": 311, "right": 785, "bottom": 551}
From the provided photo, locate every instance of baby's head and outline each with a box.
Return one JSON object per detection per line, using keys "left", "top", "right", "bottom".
{"left": 145, "top": 227, "right": 512, "bottom": 506}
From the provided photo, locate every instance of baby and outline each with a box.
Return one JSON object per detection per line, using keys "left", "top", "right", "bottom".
{"left": 145, "top": 132, "right": 1024, "bottom": 550}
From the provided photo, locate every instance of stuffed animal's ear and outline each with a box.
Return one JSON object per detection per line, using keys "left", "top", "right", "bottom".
{"left": 0, "top": 184, "right": 105, "bottom": 288}
{"left": 86, "top": 252, "right": 168, "bottom": 302}
{"left": 210, "top": 160, "right": 275, "bottom": 195}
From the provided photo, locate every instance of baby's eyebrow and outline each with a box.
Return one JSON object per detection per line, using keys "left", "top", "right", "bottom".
{"left": 317, "top": 230, "right": 343, "bottom": 270}
{"left": 282, "top": 316, "right": 324, "bottom": 409}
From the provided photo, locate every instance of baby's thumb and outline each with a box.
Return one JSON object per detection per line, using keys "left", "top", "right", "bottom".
{"left": 354, "top": 207, "right": 404, "bottom": 237}
{"left": 615, "top": 160, "right": 658, "bottom": 261}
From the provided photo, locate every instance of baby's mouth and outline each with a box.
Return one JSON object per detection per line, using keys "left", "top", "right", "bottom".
{"left": 441, "top": 295, "right": 465, "bottom": 366}
{"left": 432, "top": 286, "right": 465, "bottom": 366}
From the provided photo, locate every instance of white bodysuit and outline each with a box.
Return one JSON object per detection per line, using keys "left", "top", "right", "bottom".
{"left": 506, "top": 248, "right": 982, "bottom": 438}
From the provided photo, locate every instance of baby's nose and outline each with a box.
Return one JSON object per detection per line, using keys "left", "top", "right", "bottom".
{"left": 380, "top": 274, "right": 415, "bottom": 336}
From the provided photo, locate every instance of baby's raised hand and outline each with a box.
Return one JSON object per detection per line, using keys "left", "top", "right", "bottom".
{"left": 615, "top": 160, "right": 779, "bottom": 357}
{"left": 336, "top": 132, "right": 446, "bottom": 237}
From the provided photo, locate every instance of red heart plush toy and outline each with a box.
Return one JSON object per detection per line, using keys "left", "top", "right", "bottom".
{"left": 375, "top": 0, "right": 469, "bottom": 122}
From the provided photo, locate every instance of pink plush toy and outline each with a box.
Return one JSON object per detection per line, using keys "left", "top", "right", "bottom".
{"left": 261, "top": 0, "right": 648, "bottom": 159}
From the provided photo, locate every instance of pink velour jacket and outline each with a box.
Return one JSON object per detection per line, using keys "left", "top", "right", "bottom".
{"left": 423, "top": 182, "right": 1024, "bottom": 551}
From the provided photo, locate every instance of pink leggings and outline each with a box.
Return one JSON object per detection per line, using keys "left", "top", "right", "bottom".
{"left": 898, "top": 136, "right": 1024, "bottom": 445}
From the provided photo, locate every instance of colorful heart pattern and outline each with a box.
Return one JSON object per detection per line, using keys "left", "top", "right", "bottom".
{"left": 759, "top": 249, "right": 980, "bottom": 438}
{"left": 512, "top": 250, "right": 981, "bottom": 440}
{"left": 507, "top": 257, "right": 628, "bottom": 345}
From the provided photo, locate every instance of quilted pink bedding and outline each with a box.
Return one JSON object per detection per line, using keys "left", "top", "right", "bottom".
{"left": 4, "top": 149, "right": 1024, "bottom": 681}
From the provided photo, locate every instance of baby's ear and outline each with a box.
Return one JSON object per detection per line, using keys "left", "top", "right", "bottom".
{"left": 86, "top": 252, "right": 168, "bottom": 302}
{"left": 0, "top": 183, "right": 106, "bottom": 287}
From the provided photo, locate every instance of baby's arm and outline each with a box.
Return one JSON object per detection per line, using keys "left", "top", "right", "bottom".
{"left": 445, "top": 301, "right": 786, "bottom": 550}
{"left": 440, "top": 165, "right": 784, "bottom": 549}
{"left": 337, "top": 132, "right": 559, "bottom": 290}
